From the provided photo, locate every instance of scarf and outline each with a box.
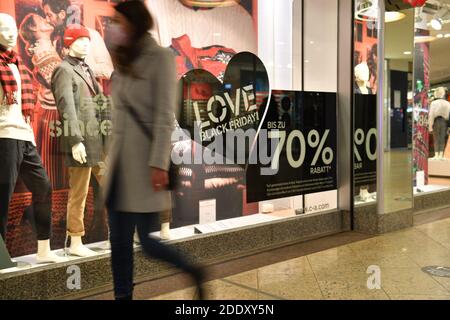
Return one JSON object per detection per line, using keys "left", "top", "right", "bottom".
{"left": 0, "top": 45, "right": 36, "bottom": 119}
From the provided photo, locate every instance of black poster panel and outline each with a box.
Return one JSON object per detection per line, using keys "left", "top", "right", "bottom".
{"left": 246, "top": 91, "right": 337, "bottom": 203}
{"left": 354, "top": 94, "right": 377, "bottom": 197}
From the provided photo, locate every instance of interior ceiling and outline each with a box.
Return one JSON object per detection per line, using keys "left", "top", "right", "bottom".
{"left": 385, "top": 0, "right": 450, "bottom": 85}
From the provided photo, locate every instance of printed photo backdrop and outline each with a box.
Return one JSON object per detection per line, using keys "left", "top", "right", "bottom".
{"left": 0, "top": 0, "right": 258, "bottom": 256}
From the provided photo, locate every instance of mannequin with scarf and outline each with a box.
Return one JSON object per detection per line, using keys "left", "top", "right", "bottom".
{"left": 51, "top": 25, "right": 104, "bottom": 257}
{"left": 0, "top": 13, "right": 66, "bottom": 263}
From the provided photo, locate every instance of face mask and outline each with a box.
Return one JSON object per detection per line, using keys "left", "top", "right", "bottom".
{"left": 108, "top": 23, "right": 129, "bottom": 47}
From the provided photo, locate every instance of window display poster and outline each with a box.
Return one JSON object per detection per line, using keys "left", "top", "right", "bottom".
{"left": 354, "top": 19, "right": 378, "bottom": 94}
{"left": 146, "top": 0, "right": 257, "bottom": 80}
{"left": 2, "top": 0, "right": 111, "bottom": 257}
{"left": 354, "top": 94, "right": 377, "bottom": 197}
{"left": 148, "top": 0, "right": 260, "bottom": 227}
{"left": 413, "top": 28, "right": 430, "bottom": 185}
{"left": 0, "top": 0, "right": 260, "bottom": 256}
{"left": 246, "top": 91, "right": 337, "bottom": 203}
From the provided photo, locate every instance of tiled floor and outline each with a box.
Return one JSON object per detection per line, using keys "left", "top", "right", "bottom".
{"left": 150, "top": 217, "right": 450, "bottom": 300}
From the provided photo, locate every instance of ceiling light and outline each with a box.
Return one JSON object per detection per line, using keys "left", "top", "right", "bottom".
{"left": 437, "top": 33, "right": 444, "bottom": 38}
{"left": 385, "top": 11, "right": 406, "bottom": 23}
{"left": 180, "top": 0, "right": 240, "bottom": 7}
{"left": 403, "top": 51, "right": 412, "bottom": 55}
{"left": 430, "top": 7, "right": 449, "bottom": 30}
{"left": 445, "top": 34, "right": 450, "bottom": 38}
{"left": 430, "top": 18, "right": 443, "bottom": 30}
{"left": 355, "top": 4, "right": 405, "bottom": 23}
{"left": 355, "top": 0, "right": 378, "bottom": 21}
{"left": 414, "top": 35, "right": 437, "bottom": 43}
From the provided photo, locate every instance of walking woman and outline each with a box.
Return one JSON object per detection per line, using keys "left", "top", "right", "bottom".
{"left": 104, "top": 0, "right": 204, "bottom": 300}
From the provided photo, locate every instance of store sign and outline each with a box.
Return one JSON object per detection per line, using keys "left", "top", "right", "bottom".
{"left": 354, "top": 94, "right": 377, "bottom": 195}
{"left": 246, "top": 91, "right": 337, "bottom": 203}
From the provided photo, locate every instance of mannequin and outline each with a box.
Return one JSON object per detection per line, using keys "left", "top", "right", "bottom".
{"left": 0, "top": 13, "right": 66, "bottom": 263}
{"left": 354, "top": 62, "right": 372, "bottom": 95}
{"left": 429, "top": 87, "right": 450, "bottom": 160}
{"left": 51, "top": 25, "right": 103, "bottom": 257}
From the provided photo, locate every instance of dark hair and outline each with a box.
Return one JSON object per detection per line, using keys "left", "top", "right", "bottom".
{"left": 19, "top": 14, "right": 38, "bottom": 45}
{"left": 114, "top": 0, "right": 154, "bottom": 39}
{"left": 367, "top": 43, "right": 377, "bottom": 74}
{"left": 42, "top": 0, "right": 70, "bottom": 14}
{"left": 112, "top": 1, "right": 155, "bottom": 75}
{"left": 281, "top": 96, "right": 291, "bottom": 111}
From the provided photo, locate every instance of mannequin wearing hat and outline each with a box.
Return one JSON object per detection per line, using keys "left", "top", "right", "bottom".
{"left": 51, "top": 25, "right": 104, "bottom": 257}
{"left": 0, "top": 13, "right": 67, "bottom": 263}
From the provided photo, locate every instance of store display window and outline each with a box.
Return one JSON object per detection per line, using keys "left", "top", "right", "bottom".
{"left": 0, "top": 0, "right": 340, "bottom": 271}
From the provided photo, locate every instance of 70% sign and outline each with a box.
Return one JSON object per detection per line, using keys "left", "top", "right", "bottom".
{"left": 354, "top": 128, "right": 377, "bottom": 162}
{"left": 268, "top": 129, "right": 334, "bottom": 170}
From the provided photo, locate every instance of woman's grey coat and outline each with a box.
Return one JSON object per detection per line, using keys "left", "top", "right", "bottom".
{"left": 104, "top": 35, "right": 176, "bottom": 213}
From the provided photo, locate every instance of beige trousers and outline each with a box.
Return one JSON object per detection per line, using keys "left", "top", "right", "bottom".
{"left": 67, "top": 166, "right": 102, "bottom": 236}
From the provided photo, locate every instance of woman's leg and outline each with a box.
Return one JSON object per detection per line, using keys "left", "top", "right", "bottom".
{"left": 108, "top": 209, "right": 136, "bottom": 299}
{"left": 135, "top": 213, "right": 201, "bottom": 276}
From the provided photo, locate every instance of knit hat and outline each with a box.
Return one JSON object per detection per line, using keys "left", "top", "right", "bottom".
{"left": 63, "top": 24, "right": 90, "bottom": 48}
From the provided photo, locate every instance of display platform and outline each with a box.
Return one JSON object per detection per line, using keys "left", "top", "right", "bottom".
{"left": 0, "top": 212, "right": 290, "bottom": 275}
{"left": 428, "top": 158, "right": 450, "bottom": 177}
{"left": 194, "top": 214, "right": 282, "bottom": 234}
{"left": 0, "top": 209, "right": 345, "bottom": 300}
{"left": 414, "top": 184, "right": 450, "bottom": 194}
{"left": 354, "top": 193, "right": 377, "bottom": 206}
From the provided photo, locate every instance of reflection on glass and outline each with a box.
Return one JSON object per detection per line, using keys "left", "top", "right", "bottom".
{"left": 414, "top": 3, "right": 450, "bottom": 194}
{"left": 353, "top": 0, "right": 379, "bottom": 205}
{"left": 383, "top": 8, "right": 414, "bottom": 213}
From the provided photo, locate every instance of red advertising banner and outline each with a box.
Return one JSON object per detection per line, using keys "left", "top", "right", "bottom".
{"left": 1, "top": 0, "right": 257, "bottom": 257}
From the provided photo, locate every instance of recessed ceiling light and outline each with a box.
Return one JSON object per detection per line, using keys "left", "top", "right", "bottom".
{"left": 445, "top": 34, "right": 450, "bottom": 38}
{"left": 430, "top": 18, "right": 443, "bottom": 30}
{"left": 430, "top": 7, "right": 449, "bottom": 31}
{"left": 437, "top": 33, "right": 444, "bottom": 38}
{"left": 403, "top": 51, "right": 412, "bottom": 55}
{"left": 385, "top": 11, "right": 406, "bottom": 23}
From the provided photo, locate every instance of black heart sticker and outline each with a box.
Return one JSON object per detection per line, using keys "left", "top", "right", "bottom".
{"left": 174, "top": 51, "right": 271, "bottom": 166}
